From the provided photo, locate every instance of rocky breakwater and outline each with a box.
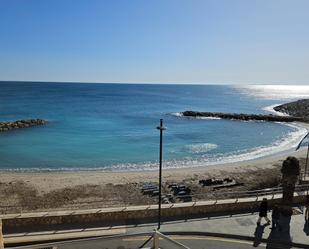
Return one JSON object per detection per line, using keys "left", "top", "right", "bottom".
{"left": 0, "top": 119, "right": 47, "bottom": 132}
{"left": 181, "top": 111, "right": 303, "bottom": 122}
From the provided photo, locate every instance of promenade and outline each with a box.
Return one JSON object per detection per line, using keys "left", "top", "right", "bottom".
{"left": 4, "top": 207, "right": 309, "bottom": 248}
{"left": 2, "top": 185, "right": 309, "bottom": 248}
{"left": 160, "top": 209, "right": 309, "bottom": 248}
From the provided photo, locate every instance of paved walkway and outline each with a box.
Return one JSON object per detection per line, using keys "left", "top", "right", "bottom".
{"left": 4, "top": 208, "right": 309, "bottom": 248}
{"left": 119, "top": 207, "right": 309, "bottom": 247}
{"left": 158, "top": 208, "right": 309, "bottom": 248}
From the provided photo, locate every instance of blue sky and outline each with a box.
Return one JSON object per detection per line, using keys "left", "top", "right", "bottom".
{"left": 0, "top": 0, "right": 308, "bottom": 84}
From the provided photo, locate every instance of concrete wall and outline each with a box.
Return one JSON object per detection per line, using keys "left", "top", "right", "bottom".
{"left": 1, "top": 195, "right": 306, "bottom": 233}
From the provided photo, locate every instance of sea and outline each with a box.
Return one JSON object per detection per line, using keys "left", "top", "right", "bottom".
{"left": 0, "top": 82, "right": 308, "bottom": 171}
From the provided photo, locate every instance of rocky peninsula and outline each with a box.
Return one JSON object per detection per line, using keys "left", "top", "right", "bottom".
{"left": 0, "top": 119, "right": 47, "bottom": 132}
{"left": 274, "top": 99, "right": 309, "bottom": 121}
{"left": 181, "top": 111, "right": 303, "bottom": 122}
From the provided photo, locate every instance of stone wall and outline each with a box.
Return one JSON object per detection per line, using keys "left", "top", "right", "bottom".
{"left": 2, "top": 195, "right": 306, "bottom": 233}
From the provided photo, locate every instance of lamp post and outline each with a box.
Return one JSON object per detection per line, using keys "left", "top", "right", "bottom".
{"left": 157, "top": 119, "right": 166, "bottom": 230}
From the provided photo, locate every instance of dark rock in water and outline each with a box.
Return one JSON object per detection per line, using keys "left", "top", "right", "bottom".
{"left": 0, "top": 119, "right": 47, "bottom": 132}
{"left": 181, "top": 111, "right": 303, "bottom": 122}
{"left": 274, "top": 99, "right": 309, "bottom": 121}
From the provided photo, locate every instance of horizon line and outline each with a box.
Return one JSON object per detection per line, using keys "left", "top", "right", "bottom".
{"left": 1, "top": 80, "right": 308, "bottom": 86}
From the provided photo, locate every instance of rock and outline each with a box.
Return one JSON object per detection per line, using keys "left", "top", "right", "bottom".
{"left": 274, "top": 99, "right": 309, "bottom": 121}
{"left": 0, "top": 119, "right": 47, "bottom": 132}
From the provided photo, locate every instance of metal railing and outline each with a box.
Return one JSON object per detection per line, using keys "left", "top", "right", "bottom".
{"left": 300, "top": 171, "right": 309, "bottom": 181}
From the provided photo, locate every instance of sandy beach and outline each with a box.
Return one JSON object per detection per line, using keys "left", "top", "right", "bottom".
{"left": 0, "top": 138, "right": 308, "bottom": 214}
{"left": 1, "top": 148, "right": 307, "bottom": 191}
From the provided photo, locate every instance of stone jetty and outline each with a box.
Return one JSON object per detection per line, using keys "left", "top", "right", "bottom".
{"left": 0, "top": 119, "right": 47, "bottom": 132}
{"left": 181, "top": 111, "right": 303, "bottom": 122}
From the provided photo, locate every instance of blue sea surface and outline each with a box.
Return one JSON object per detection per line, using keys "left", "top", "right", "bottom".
{"left": 0, "top": 82, "right": 308, "bottom": 171}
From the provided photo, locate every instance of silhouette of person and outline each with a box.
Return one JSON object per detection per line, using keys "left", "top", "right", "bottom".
{"left": 271, "top": 205, "right": 281, "bottom": 230}
{"left": 257, "top": 198, "right": 270, "bottom": 225}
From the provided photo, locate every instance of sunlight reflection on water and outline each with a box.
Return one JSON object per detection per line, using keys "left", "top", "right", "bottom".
{"left": 234, "top": 85, "right": 309, "bottom": 100}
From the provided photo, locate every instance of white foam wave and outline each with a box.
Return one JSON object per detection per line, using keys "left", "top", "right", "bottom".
{"left": 185, "top": 143, "right": 218, "bottom": 154}
{"left": 170, "top": 112, "right": 183, "bottom": 117}
{"left": 195, "top": 116, "right": 221, "bottom": 120}
{"left": 170, "top": 112, "right": 221, "bottom": 120}
{"left": 205, "top": 122, "right": 308, "bottom": 165}
{"left": 262, "top": 104, "right": 290, "bottom": 116}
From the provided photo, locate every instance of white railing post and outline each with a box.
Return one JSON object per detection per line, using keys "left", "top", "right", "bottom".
{"left": 153, "top": 230, "right": 160, "bottom": 249}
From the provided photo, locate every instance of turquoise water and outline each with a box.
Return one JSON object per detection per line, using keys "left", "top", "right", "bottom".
{"left": 0, "top": 82, "right": 308, "bottom": 171}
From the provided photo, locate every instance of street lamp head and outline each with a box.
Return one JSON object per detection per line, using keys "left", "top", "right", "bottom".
{"left": 156, "top": 119, "right": 166, "bottom": 131}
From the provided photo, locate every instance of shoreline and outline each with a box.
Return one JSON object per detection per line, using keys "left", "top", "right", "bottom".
{"left": 0, "top": 142, "right": 306, "bottom": 214}
{"left": 0, "top": 101, "right": 307, "bottom": 174}
{"left": 0, "top": 146, "right": 307, "bottom": 192}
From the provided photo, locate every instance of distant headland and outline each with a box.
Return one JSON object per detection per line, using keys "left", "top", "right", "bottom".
{"left": 274, "top": 99, "right": 309, "bottom": 121}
